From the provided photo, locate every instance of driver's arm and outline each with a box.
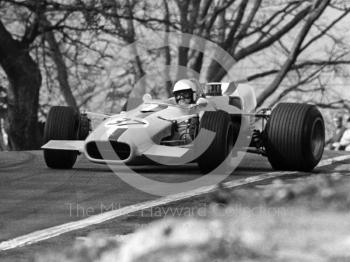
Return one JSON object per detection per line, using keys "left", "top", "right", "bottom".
{"left": 167, "top": 97, "right": 176, "bottom": 104}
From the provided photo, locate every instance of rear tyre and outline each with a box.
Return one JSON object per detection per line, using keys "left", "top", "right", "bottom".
{"left": 43, "top": 106, "right": 79, "bottom": 169}
{"left": 265, "top": 103, "right": 325, "bottom": 171}
{"left": 197, "top": 111, "right": 233, "bottom": 174}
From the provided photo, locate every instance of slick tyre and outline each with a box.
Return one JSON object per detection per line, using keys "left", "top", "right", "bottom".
{"left": 265, "top": 103, "right": 325, "bottom": 171}
{"left": 43, "top": 106, "right": 79, "bottom": 169}
{"left": 197, "top": 111, "right": 234, "bottom": 174}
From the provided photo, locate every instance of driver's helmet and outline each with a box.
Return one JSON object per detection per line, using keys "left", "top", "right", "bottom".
{"left": 173, "top": 79, "right": 198, "bottom": 104}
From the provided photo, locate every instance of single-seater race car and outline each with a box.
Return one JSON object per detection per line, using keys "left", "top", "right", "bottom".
{"left": 42, "top": 81, "right": 325, "bottom": 173}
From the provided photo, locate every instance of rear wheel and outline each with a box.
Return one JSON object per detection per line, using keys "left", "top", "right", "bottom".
{"left": 197, "top": 111, "right": 233, "bottom": 173}
{"left": 43, "top": 106, "right": 79, "bottom": 169}
{"left": 265, "top": 103, "right": 325, "bottom": 171}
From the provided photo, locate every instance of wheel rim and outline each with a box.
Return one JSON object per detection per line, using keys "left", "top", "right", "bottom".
{"left": 310, "top": 118, "right": 324, "bottom": 158}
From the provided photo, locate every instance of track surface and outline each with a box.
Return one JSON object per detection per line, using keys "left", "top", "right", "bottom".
{"left": 0, "top": 150, "right": 348, "bottom": 261}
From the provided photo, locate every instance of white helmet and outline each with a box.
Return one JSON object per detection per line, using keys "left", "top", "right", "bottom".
{"left": 173, "top": 79, "right": 199, "bottom": 103}
{"left": 173, "top": 79, "right": 198, "bottom": 93}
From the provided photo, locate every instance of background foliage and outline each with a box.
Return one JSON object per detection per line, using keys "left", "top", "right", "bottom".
{"left": 0, "top": 0, "right": 350, "bottom": 150}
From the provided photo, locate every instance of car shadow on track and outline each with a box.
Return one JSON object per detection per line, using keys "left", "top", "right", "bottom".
{"left": 73, "top": 164, "right": 201, "bottom": 175}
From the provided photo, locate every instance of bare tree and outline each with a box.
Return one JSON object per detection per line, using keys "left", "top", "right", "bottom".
{"left": 0, "top": 85, "right": 7, "bottom": 150}
{"left": 1, "top": 0, "right": 350, "bottom": 150}
{"left": 44, "top": 25, "right": 78, "bottom": 110}
{"left": 0, "top": 17, "right": 42, "bottom": 149}
{"left": 257, "top": 0, "right": 331, "bottom": 106}
{"left": 0, "top": 0, "right": 114, "bottom": 148}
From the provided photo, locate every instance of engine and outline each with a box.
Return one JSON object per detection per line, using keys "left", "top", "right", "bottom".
{"left": 160, "top": 116, "right": 199, "bottom": 146}
{"left": 204, "top": 83, "right": 222, "bottom": 96}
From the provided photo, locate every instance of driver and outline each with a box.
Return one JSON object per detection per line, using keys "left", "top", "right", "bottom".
{"left": 172, "top": 79, "right": 199, "bottom": 105}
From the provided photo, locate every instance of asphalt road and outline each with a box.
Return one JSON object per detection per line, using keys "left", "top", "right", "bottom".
{"left": 0, "top": 150, "right": 348, "bottom": 261}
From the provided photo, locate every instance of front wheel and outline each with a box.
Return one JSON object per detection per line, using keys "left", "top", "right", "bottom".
{"left": 43, "top": 106, "right": 79, "bottom": 169}
{"left": 196, "top": 111, "right": 234, "bottom": 174}
{"left": 265, "top": 103, "right": 325, "bottom": 171}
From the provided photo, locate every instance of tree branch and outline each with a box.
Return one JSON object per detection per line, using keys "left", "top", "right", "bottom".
{"left": 301, "top": 9, "right": 350, "bottom": 52}
{"left": 257, "top": 0, "right": 330, "bottom": 107}
{"left": 245, "top": 59, "right": 350, "bottom": 81}
{"left": 44, "top": 24, "right": 78, "bottom": 110}
{"left": 267, "top": 64, "right": 326, "bottom": 107}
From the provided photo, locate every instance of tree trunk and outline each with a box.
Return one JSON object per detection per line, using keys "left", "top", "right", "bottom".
{"left": 0, "top": 118, "right": 6, "bottom": 151}
{"left": 163, "top": 0, "right": 173, "bottom": 96}
{"left": 45, "top": 29, "right": 78, "bottom": 110}
{"left": 0, "top": 21, "right": 42, "bottom": 150}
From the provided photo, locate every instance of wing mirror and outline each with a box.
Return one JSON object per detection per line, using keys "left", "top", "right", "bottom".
{"left": 196, "top": 97, "right": 208, "bottom": 106}
{"left": 142, "top": 93, "right": 152, "bottom": 102}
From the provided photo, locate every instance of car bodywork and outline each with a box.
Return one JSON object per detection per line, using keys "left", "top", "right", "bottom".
{"left": 42, "top": 82, "right": 257, "bottom": 165}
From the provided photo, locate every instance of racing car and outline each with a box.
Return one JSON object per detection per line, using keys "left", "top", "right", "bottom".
{"left": 41, "top": 81, "right": 325, "bottom": 173}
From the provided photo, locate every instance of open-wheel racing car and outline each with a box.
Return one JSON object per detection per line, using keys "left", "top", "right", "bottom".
{"left": 42, "top": 81, "right": 325, "bottom": 174}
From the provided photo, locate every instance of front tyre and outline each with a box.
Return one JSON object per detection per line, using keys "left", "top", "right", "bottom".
{"left": 43, "top": 106, "right": 79, "bottom": 169}
{"left": 265, "top": 103, "right": 325, "bottom": 171}
{"left": 197, "top": 111, "right": 234, "bottom": 174}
